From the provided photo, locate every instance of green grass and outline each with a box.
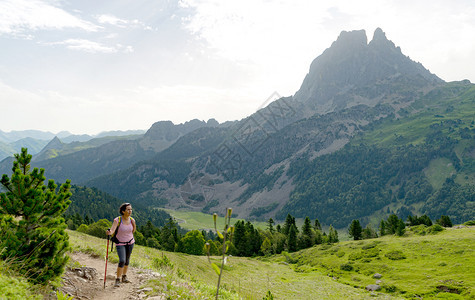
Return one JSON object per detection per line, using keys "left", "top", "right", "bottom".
{"left": 162, "top": 209, "right": 268, "bottom": 231}
{"left": 0, "top": 261, "right": 43, "bottom": 300}
{"left": 287, "top": 226, "right": 475, "bottom": 299}
{"left": 424, "top": 158, "right": 457, "bottom": 189}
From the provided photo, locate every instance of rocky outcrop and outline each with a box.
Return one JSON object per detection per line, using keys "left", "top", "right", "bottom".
{"left": 139, "top": 119, "right": 221, "bottom": 152}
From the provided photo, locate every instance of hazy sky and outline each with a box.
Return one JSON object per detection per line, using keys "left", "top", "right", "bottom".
{"left": 1, "top": 0, "right": 474, "bottom": 135}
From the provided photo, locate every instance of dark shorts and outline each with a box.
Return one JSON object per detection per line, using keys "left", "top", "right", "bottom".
{"left": 116, "top": 243, "right": 134, "bottom": 268}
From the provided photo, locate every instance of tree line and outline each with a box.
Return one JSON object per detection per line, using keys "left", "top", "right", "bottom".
{"left": 76, "top": 213, "right": 339, "bottom": 256}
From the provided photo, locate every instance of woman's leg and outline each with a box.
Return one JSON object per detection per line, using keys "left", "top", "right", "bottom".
{"left": 115, "top": 245, "right": 126, "bottom": 285}
{"left": 121, "top": 244, "right": 134, "bottom": 282}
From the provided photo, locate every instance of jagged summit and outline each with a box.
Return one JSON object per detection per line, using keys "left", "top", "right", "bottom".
{"left": 371, "top": 27, "right": 390, "bottom": 43}
{"left": 293, "top": 28, "right": 443, "bottom": 116}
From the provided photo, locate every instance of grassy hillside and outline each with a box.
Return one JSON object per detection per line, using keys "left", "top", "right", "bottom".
{"left": 357, "top": 82, "right": 475, "bottom": 147}
{"left": 279, "top": 226, "right": 474, "bottom": 299}
{"left": 68, "top": 230, "right": 391, "bottom": 299}
{"left": 67, "top": 226, "right": 474, "bottom": 299}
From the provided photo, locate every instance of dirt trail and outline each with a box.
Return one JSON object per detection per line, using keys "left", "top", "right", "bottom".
{"left": 60, "top": 252, "right": 162, "bottom": 300}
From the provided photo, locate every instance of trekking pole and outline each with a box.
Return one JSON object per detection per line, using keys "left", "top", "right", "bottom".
{"left": 104, "top": 230, "right": 110, "bottom": 289}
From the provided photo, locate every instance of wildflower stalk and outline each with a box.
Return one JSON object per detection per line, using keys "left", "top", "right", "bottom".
{"left": 207, "top": 208, "right": 234, "bottom": 300}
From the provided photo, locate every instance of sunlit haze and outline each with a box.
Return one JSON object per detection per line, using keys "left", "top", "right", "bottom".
{"left": 1, "top": 0, "right": 474, "bottom": 134}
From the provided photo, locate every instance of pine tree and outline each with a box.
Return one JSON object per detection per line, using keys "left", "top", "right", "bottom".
{"left": 287, "top": 224, "right": 298, "bottom": 252}
{"left": 299, "top": 216, "right": 313, "bottom": 248}
{"left": 379, "top": 219, "right": 386, "bottom": 236}
{"left": 267, "top": 218, "right": 275, "bottom": 233}
{"left": 232, "top": 220, "right": 247, "bottom": 256}
{"left": 348, "top": 219, "right": 363, "bottom": 240}
{"left": 386, "top": 214, "right": 402, "bottom": 235}
{"left": 282, "top": 213, "right": 296, "bottom": 235}
{"left": 314, "top": 218, "right": 322, "bottom": 231}
{"left": 436, "top": 215, "right": 453, "bottom": 227}
{"left": 328, "top": 225, "right": 339, "bottom": 243}
{"left": 0, "top": 148, "right": 72, "bottom": 284}
{"left": 302, "top": 216, "right": 312, "bottom": 236}
{"left": 395, "top": 219, "right": 406, "bottom": 236}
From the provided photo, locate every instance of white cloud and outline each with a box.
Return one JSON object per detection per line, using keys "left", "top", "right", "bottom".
{"left": 97, "top": 14, "right": 132, "bottom": 28}
{"left": 0, "top": 0, "right": 100, "bottom": 36}
{"left": 47, "top": 39, "right": 117, "bottom": 53}
{"left": 44, "top": 39, "right": 135, "bottom": 54}
{"left": 96, "top": 14, "right": 151, "bottom": 31}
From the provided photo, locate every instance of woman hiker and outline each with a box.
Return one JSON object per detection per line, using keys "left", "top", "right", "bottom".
{"left": 106, "top": 203, "right": 136, "bottom": 287}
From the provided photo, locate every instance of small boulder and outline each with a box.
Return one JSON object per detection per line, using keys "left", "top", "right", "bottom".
{"left": 373, "top": 273, "right": 382, "bottom": 279}
{"left": 366, "top": 284, "right": 381, "bottom": 291}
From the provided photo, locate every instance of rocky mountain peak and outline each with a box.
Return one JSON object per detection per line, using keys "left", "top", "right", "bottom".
{"left": 371, "top": 27, "right": 388, "bottom": 43}
{"left": 368, "top": 27, "right": 398, "bottom": 54}
{"left": 333, "top": 29, "right": 367, "bottom": 50}
{"left": 45, "top": 136, "right": 63, "bottom": 149}
{"left": 293, "top": 28, "right": 443, "bottom": 116}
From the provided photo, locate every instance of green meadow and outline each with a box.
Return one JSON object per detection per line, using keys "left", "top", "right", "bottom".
{"left": 67, "top": 230, "right": 390, "bottom": 299}
{"left": 287, "top": 226, "right": 475, "bottom": 299}
{"left": 162, "top": 208, "right": 268, "bottom": 231}
{"left": 66, "top": 225, "right": 474, "bottom": 299}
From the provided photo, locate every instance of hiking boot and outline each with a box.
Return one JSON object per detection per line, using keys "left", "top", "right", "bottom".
{"left": 122, "top": 275, "right": 131, "bottom": 283}
{"left": 114, "top": 278, "right": 121, "bottom": 287}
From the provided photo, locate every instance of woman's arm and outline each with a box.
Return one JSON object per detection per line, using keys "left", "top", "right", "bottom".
{"left": 106, "top": 218, "right": 119, "bottom": 235}
{"left": 131, "top": 217, "right": 136, "bottom": 234}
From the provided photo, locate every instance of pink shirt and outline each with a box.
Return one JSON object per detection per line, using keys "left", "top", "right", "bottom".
{"left": 114, "top": 217, "right": 135, "bottom": 246}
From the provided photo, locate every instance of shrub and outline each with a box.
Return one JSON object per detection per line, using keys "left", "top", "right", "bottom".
{"left": 85, "top": 219, "right": 112, "bottom": 239}
{"left": 146, "top": 237, "right": 161, "bottom": 249}
{"left": 262, "top": 290, "right": 274, "bottom": 300}
{"left": 436, "top": 215, "right": 453, "bottom": 227}
{"left": 463, "top": 220, "right": 475, "bottom": 226}
{"left": 76, "top": 224, "right": 89, "bottom": 233}
{"left": 428, "top": 224, "right": 444, "bottom": 234}
{"left": 349, "top": 252, "right": 363, "bottom": 261}
{"left": 177, "top": 230, "right": 206, "bottom": 255}
{"left": 134, "top": 231, "right": 146, "bottom": 245}
{"left": 362, "top": 241, "right": 379, "bottom": 250}
{"left": 410, "top": 224, "right": 428, "bottom": 235}
{"left": 282, "top": 251, "right": 298, "bottom": 264}
{"left": 385, "top": 250, "right": 406, "bottom": 260}
{"left": 363, "top": 248, "right": 380, "bottom": 258}
{"left": 153, "top": 254, "right": 174, "bottom": 269}
{"left": 340, "top": 263, "right": 354, "bottom": 271}
{"left": 383, "top": 284, "right": 398, "bottom": 293}
{"left": 336, "top": 250, "right": 345, "bottom": 258}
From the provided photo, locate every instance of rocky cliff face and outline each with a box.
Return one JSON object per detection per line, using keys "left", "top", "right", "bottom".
{"left": 294, "top": 28, "right": 443, "bottom": 116}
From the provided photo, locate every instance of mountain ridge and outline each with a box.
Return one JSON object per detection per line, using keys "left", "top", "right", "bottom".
{"left": 82, "top": 29, "right": 473, "bottom": 227}
{"left": 2, "top": 28, "right": 473, "bottom": 228}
